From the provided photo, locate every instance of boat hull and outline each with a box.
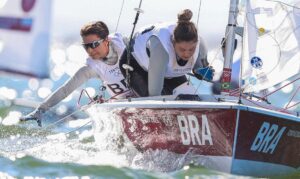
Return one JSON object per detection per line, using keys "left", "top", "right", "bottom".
{"left": 86, "top": 100, "right": 300, "bottom": 176}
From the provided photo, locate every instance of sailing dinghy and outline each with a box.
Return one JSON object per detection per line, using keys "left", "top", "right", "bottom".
{"left": 85, "top": 0, "right": 300, "bottom": 176}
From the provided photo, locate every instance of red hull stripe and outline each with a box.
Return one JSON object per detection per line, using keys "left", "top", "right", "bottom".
{"left": 121, "top": 108, "right": 237, "bottom": 156}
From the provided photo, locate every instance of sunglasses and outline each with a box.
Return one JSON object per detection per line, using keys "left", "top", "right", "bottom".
{"left": 82, "top": 39, "right": 104, "bottom": 50}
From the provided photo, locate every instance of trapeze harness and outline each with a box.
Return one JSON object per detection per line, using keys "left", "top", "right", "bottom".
{"left": 132, "top": 22, "right": 200, "bottom": 78}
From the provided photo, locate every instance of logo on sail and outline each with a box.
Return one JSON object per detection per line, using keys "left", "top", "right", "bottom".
{"left": 250, "top": 56, "right": 263, "bottom": 69}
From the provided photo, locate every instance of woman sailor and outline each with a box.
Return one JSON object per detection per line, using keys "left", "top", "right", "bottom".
{"left": 21, "top": 21, "right": 132, "bottom": 126}
{"left": 120, "top": 9, "right": 214, "bottom": 97}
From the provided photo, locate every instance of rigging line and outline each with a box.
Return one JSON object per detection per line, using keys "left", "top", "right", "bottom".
{"left": 286, "top": 101, "right": 300, "bottom": 110}
{"left": 193, "top": 26, "right": 233, "bottom": 95}
{"left": 285, "top": 85, "right": 300, "bottom": 109}
{"left": 43, "top": 88, "right": 121, "bottom": 130}
{"left": 259, "top": 76, "right": 300, "bottom": 102}
{"left": 194, "top": 0, "right": 240, "bottom": 96}
{"left": 115, "top": 0, "right": 125, "bottom": 32}
{"left": 188, "top": 0, "right": 202, "bottom": 85}
{"left": 265, "top": 0, "right": 300, "bottom": 9}
{"left": 43, "top": 102, "right": 96, "bottom": 129}
{"left": 196, "top": 0, "right": 203, "bottom": 27}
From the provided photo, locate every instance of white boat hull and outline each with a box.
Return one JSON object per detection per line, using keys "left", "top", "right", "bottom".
{"left": 85, "top": 95, "right": 300, "bottom": 176}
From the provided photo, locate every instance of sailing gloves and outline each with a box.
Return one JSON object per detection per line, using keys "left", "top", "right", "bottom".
{"left": 20, "top": 108, "right": 45, "bottom": 127}
{"left": 193, "top": 66, "right": 214, "bottom": 82}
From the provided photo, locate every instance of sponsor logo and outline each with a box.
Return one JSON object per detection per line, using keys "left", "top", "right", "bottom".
{"left": 250, "top": 56, "right": 263, "bottom": 69}
{"left": 174, "top": 68, "right": 192, "bottom": 74}
{"left": 248, "top": 77, "right": 257, "bottom": 85}
{"left": 108, "top": 67, "right": 122, "bottom": 77}
{"left": 177, "top": 115, "right": 213, "bottom": 146}
{"left": 287, "top": 130, "right": 300, "bottom": 138}
{"left": 250, "top": 122, "right": 286, "bottom": 154}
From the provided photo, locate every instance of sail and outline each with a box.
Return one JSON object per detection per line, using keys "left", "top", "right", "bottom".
{"left": 0, "top": 0, "right": 52, "bottom": 78}
{"left": 241, "top": 0, "right": 300, "bottom": 93}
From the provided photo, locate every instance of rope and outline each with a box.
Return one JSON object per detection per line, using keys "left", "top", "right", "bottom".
{"left": 115, "top": 0, "right": 125, "bottom": 32}
{"left": 285, "top": 85, "right": 300, "bottom": 109}
{"left": 44, "top": 102, "right": 96, "bottom": 129}
{"left": 187, "top": 0, "right": 202, "bottom": 85}
{"left": 265, "top": 0, "right": 300, "bottom": 9}
{"left": 196, "top": 0, "right": 203, "bottom": 27}
{"left": 259, "top": 77, "right": 300, "bottom": 101}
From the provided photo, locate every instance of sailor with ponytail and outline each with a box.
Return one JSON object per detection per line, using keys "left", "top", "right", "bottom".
{"left": 120, "top": 9, "right": 214, "bottom": 97}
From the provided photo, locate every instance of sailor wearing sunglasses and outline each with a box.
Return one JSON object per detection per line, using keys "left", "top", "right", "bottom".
{"left": 20, "top": 21, "right": 132, "bottom": 126}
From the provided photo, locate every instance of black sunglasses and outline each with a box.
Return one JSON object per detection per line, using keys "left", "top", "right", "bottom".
{"left": 82, "top": 39, "right": 104, "bottom": 50}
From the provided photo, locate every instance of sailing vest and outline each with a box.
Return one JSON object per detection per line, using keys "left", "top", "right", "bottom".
{"left": 132, "top": 22, "right": 200, "bottom": 78}
{"left": 86, "top": 33, "right": 131, "bottom": 99}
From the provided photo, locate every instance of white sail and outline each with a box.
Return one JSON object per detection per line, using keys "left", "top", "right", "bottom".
{"left": 0, "top": 0, "right": 52, "bottom": 78}
{"left": 241, "top": 0, "right": 300, "bottom": 93}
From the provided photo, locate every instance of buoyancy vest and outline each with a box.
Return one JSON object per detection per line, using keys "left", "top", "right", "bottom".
{"left": 132, "top": 22, "right": 200, "bottom": 78}
{"left": 86, "top": 33, "right": 132, "bottom": 99}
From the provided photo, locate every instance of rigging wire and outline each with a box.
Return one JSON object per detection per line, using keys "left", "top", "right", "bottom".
{"left": 43, "top": 102, "right": 94, "bottom": 129}
{"left": 193, "top": 18, "right": 235, "bottom": 95}
{"left": 188, "top": 0, "right": 202, "bottom": 85}
{"left": 265, "top": 0, "right": 300, "bottom": 9}
{"left": 196, "top": 0, "right": 203, "bottom": 27}
{"left": 115, "top": 0, "right": 125, "bottom": 32}
{"left": 285, "top": 85, "right": 300, "bottom": 109}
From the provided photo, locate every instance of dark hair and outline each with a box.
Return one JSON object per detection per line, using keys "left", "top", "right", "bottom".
{"left": 173, "top": 9, "right": 198, "bottom": 43}
{"left": 80, "top": 21, "right": 109, "bottom": 39}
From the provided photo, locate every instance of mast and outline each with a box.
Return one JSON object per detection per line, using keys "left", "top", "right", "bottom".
{"left": 220, "top": 0, "right": 239, "bottom": 95}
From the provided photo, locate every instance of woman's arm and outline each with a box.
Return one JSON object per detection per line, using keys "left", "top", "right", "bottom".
{"left": 148, "top": 36, "right": 169, "bottom": 96}
{"left": 39, "top": 65, "right": 99, "bottom": 110}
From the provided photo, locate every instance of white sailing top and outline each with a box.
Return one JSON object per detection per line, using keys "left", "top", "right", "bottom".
{"left": 39, "top": 33, "right": 130, "bottom": 111}
{"left": 86, "top": 33, "right": 130, "bottom": 98}
{"left": 131, "top": 22, "right": 208, "bottom": 96}
{"left": 132, "top": 22, "right": 201, "bottom": 78}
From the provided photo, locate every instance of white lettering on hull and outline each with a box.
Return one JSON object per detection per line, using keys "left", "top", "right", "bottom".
{"left": 250, "top": 122, "right": 286, "bottom": 154}
{"left": 177, "top": 115, "right": 213, "bottom": 146}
